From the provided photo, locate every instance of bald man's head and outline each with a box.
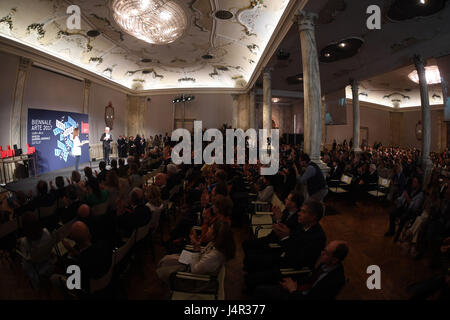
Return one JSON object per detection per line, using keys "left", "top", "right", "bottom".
{"left": 319, "top": 240, "right": 349, "bottom": 266}
{"left": 77, "top": 204, "right": 90, "bottom": 218}
{"left": 70, "top": 221, "right": 91, "bottom": 247}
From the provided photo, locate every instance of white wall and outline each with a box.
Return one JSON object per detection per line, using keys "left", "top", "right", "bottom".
{"left": 21, "top": 65, "right": 84, "bottom": 147}
{"left": 402, "top": 109, "right": 442, "bottom": 152}
{"left": 144, "top": 93, "right": 234, "bottom": 137}
{"left": 0, "top": 51, "right": 17, "bottom": 148}
{"left": 325, "top": 101, "right": 391, "bottom": 147}
{"left": 89, "top": 82, "right": 127, "bottom": 144}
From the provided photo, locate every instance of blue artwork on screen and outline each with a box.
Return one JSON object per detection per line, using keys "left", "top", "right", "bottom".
{"left": 27, "top": 108, "right": 89, "bottom": 175}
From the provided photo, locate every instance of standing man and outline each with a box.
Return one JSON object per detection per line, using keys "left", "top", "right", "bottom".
{"left": 100, "top": 127, "right": 113, "bottom": 166}
{"left": 294, "top": 154, "right": 328, "bottom": 202}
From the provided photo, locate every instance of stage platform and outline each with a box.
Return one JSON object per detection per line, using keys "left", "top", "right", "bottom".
{"left": 3, "top": 161, "right": 101, "bottom": 194}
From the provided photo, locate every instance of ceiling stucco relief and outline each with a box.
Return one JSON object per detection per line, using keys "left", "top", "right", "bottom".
{"left": 0, "top": 0, "right": 291, "bottom": 90}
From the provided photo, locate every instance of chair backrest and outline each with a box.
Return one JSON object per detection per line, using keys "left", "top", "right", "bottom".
{"left": 90, "top": 256, "right": 114, "bottom": 294}
{"left": 379, "top": 177, "right": 390, "bottom": 188}
{"left": 91, "top": 201, "right": 108, "bottom": 217}
{"left": 0, "top": 218, "right": 18, "bottom": 238}
{"left": 216, "top": 265, "right": 226, "bottom": 300}
{"left": 39, "top": 202, "right": 57, "bottom": 218}
{"left": 114, "top": 231, "right": 135, "bottom": 266}
{"left": 340, "top": 174, "right": 352, "bottom": 185}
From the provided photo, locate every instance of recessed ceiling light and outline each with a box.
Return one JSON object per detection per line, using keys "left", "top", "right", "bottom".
{"left": 202, "top": 54, "right": 214, "bottom": 60}
{"left": 142, "top": 70, "right": 151, "bottom": 74}
{"left": 324, "top": 53, "right": 331, "bottom": 57}
{"left": 215, "top": 10, "right": 233, "bottom": 20}
{"left": 141, "top": 58, "right": 152, "bottom": 63}
{"left": 419, "top": 0, "right": 427, "bottom": 5}
{"left": 87, "top": 30, "right": 100, "bottom": 37}
{"left": 338, "top": 42, "right": 347, "bottom": 48}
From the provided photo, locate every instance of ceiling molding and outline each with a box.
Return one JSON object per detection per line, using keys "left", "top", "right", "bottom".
{"left": 0, "top": 35, "right": 132, "bottom": 95}
{"left": 349, "top": 99, "right": 445, "bottom": 113}
{"left": 245, "top": 0, "right": 309, "bottom": 93}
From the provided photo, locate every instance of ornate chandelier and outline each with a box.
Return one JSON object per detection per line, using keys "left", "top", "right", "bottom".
{"left": 111, "top": 0, "right": 187, "bottom": 45}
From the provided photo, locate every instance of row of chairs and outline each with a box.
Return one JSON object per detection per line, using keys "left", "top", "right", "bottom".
{"left": 329, "top": 174, "right": 391, "bottom": 200}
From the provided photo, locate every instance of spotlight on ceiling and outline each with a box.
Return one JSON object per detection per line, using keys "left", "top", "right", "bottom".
{"left": 419, "top": 0, "right": 427, "bottom": 5}
{"left": 338, "top": 42, "right": 347, "bottom": 48}
{"left": 173, "top": 95, "right": 195, "bottom": 103}
{"left": 272, "top": 98, "right": 280, "bottom": 103}
{"left": 87, "top": 30, "right": 100, "bottom": 37}
{"left": 324, "top": 52, "right": 331, "bottom": 58}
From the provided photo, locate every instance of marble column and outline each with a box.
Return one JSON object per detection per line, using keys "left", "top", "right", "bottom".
{"left": 249, "top": 88, "right": 256, "bottom": 129}
{"left": 11, "top": 57, "right": 31, "bottom": 149}
{"left": 262, "top": 68, "right": 272, "bottom": 132}
{"left": 231, "top": 94, "right": 239, "bottom": 129}
{"left": 414, "top": 55, "right": 432, "bottom": 187}
{"left": 82, "top": 79, "right": 91, "bottom": 114}
{"left": 351, "top": 79, "right": 362, "bottom": 152}
{"left": 296, "top": 11, "right": 328, "bottom": 173}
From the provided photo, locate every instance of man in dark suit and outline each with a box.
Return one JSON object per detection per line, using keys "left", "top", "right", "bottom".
{"left": 251, "top": 240, "right": 348, "bottom": 300}
{"left": 116, "top": 188, "right": 152, "bottom": 238}
{"left": 243, "top": 192, "right": 304, "bottom": 255}
{"left": 243, "top": 200, "right": 327, "bottom": 291}
{"left": 100, "top": 127, "right": 113, "bottom": 166}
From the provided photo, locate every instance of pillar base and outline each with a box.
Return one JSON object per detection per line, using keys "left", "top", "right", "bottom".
{"left": 353, "top": 147, "right": 362, "bottom": 153}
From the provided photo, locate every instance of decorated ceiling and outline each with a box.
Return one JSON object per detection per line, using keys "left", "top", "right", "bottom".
{"left": 0, "top": 0, "right": 291, "bottom": 91}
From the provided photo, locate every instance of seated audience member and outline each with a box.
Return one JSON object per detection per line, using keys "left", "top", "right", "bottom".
{"left": 156, "top": 221, "right": 235, "bottom": 285}
{"left": 116, "top": 187, "right": 152, "bottom": 238}
{"left": 155, "top": 173, "right": 169, "bottom": 201}
{"left": 12, "top": 190, "right": 34, "bottom": 218}
{"left": 243, "top": 200, "right": 326, "bottom": 291}
{"left": 61, "top": 184, "right": 81, "bottom": 223}
{"left": 50, "top": 176, "right": 66, "bottom": 204}
{"left": 104, "top": 170, "right": 120, "bottom": 210}
{"left": 84, "top": 167, "right": 95, "bottom": 181}
{"left": 385, "top": 176, "right": 424, "bottom": 241}
{"left": 58, "top": 221, "right": 112, "bottom": 294}
{"left": 256, "top": 175, "right": 275, "bottom": 202}
{"left": 252, "top": 240, "right": 348, "bottom": 300}
{"left": 166, "top": 163, "right": 181, "bottom": 191}
{"left": 110, "top": 159, "right": 119, "bottom": 175}
{"left": 145, "top": 184, "right": 164, "bottom": 231}
{"left": 129, "top": 163, "right": 143, "bottom": 189}
{"left": 388, "top": 164, "right": 407, "bottom": 201}
{"left": 31, "top": 180, "right": 56, "bottom": 208}
{"left": 243, "top": 192, "right": 304, "bottom": 255}
{"left": 96, "top": 161, "right": 108, "bottom": 183}
{"left": 118, "top": 158, "right": 128, "bottom": 178}
{"left": 86, "top": 178, "right": 108, "bottom": 207}
{"left": 69, "top": 170, "right": 86, "bottom": 200}
{"left": 17, "top": 211, "right": 54, "bottom": 288}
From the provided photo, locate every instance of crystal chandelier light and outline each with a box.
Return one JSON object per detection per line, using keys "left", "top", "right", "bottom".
{"left": 111, "top": 0, "right": 187, "bottom": 45}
